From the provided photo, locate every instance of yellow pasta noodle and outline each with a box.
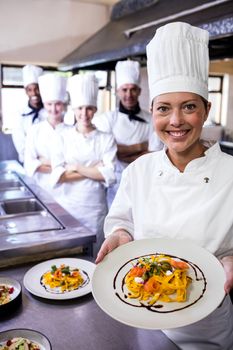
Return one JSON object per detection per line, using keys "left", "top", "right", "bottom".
{"left": 125, "top": 255, "right": 192, "bottom": 305}
{"left": 41, "top": 264, "right": 84, "bottom": 293}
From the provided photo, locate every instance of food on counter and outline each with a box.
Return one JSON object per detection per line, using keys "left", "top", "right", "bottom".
{"left": 0, "top": 285, "right": 14, "bottom": 305}
{"left": 41, "top": 264, "right": 85, "bottom": 293}
{"left": 124, "top": 254, "right": 192, "bottom": 305}
{"left": 0, "top": 337, "right": 40, "bottom": 350}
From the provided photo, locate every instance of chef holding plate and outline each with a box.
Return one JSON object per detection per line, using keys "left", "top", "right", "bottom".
{"left": 96, "top": 22, "right": 233, "bottom": 349}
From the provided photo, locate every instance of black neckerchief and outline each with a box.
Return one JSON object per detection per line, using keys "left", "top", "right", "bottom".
{"left": 22, "top": 102, "right": 43, "bottom": 123}
{"left": 119, "top": 101, "right": 147, "bottom": 123}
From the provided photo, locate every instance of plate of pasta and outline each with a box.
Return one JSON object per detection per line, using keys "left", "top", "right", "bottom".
{"left": 0, "top": 329, "right": 51, "bottom": 350}
{"left": 23, "top": 258, "right": 95, "bottom": 300}
{"left": 92, "top": 238, "right": 226, "bottom": 329}
{"left": 0, "top": 277, "right": 22, "bottom": 316}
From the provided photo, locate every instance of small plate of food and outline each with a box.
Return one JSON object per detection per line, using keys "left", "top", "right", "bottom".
{"left": 92, "top": 238, "right": 226, "bottom": 329}
{"left": 23, "top": 258, "right": 95, "bottom": 300}
{"left": 0, "top": 329, "right": 51, "bottom": 350}
{"left": 0, "top": 277, "right": 22, "bottom": 316}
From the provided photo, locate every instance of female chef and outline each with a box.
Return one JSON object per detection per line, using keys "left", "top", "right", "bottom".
{"left": 24, "top": 73, "right": 67, "bottom": 195}
{"left": 50, "top": 73, "right": 117, "bottom": 256}
{"left": 96, "top": 22, "right": 233, "bottom": 349}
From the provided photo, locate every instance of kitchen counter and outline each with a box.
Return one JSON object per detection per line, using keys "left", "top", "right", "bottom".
{"left": 0, "top": 161, "right": 95, "bottom": 267}
{"left": 0, "top": 260, "right": 179, "bottom": 350}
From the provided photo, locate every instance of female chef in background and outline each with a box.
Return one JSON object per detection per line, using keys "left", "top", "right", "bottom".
{"left": 24, "top": 73, "right": 67, "bottom": 195}
{"left": 50, "top": 73, "right": 117, "bottom": 256}
{"left": 96, "top": 22, "right": 233, "bottom": 349}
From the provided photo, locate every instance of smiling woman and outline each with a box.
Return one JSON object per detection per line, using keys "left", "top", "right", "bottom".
{"left": 50, "top": 73, "right": 117, "bottom": 257}
{"left": 152, "top": 92, "right": 211, "bottom": 172}
{"left": 96, "top": 22, "right": 233, "bottom": 350}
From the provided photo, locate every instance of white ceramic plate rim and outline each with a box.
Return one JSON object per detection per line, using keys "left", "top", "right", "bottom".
{"left": 0, "top": 328, "right": 51, "bottom": 350}
{"left": 92, "top": 238, "right": 226, "bottom": 329}
{"left": 23, "top": 258, "right": 96, "bottom": 300}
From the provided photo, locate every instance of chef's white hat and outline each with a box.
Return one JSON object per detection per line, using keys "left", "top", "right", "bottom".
{"left": 38, "top": 73, "right": 67, "bottom": 103}
{"left": 146, "top": 22, "right": 209, "bottom": 103}
{"left": 68, "top": 73, "right": 98, "bottom": 109}
{"left": 115, "top": 60, "right": 141, "bottom": 89}
{"left": 22, "top": 64, "right": 43, "bottom": 87}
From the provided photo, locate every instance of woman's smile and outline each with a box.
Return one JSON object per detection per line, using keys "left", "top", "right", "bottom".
{"left": 166, "top": 129, "right": 190, "bottom": 138}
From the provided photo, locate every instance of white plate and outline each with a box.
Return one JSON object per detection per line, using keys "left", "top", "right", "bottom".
{"left": 23, "top": 258, "right": 95, "bottom": 300}
{"left": 0, "top": 329, "right": 51, "bottom": 350}
{"left": 92, "top": 238, "right": 226, "bottom": 329}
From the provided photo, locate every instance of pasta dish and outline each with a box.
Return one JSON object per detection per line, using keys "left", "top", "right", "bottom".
{"left": 0, "top": 284, "right": 14, "bottom": 305}
{"left": 125, "top": 254, "right": 192, "bottom": 305}
{"left": 41, "top": 264, "right": 85, "bottom": 293}
{"left": 0, "top": 337, "right": 40, "bottom": 350}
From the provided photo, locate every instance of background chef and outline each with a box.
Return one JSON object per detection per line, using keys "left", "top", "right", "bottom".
{"left": 12, "top": 64, "right": 47, "bottom": 164}
{"left": 50, "top": 73, "right": 117, "bottom": 256}
{"left": 24, "top": 73, "right": 67, "bottom": 196}
{"left": 93, "top": 60, "right": 163, "bottom": 207}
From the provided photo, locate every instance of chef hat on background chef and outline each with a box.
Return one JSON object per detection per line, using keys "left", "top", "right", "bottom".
{"left": 68, "top": 73, "right": 99, "bottom": 109}
{"left": 38, "top": 73, "right": 67, "bottom": 103}
{"left": 146, "top": 22, "right": 209, "bottom": 103}
{"left": 22, "top": 64, "right": 43, "bottom": 88}
{"left": 115, "top": 60, "right": 141, "bottom": 89}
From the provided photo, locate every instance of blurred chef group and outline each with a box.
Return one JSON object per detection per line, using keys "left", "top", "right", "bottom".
{"left": 11, "top": 62, "right": 163, "bottom": 255}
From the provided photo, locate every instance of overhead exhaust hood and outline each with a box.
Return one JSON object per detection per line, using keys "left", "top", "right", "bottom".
{"left": 59, "top": 0, "right": 233, "bottom": 71}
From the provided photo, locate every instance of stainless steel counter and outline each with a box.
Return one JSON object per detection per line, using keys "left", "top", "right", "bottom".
{"left": 0, "top": 161, "right": 95, "bottom": 267}
{"left": 0, "top": 260, "right": 179, "bottom": 350}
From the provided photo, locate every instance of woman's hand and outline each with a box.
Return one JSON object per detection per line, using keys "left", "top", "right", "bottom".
{"left": 65, "top": 163, "right": 78, "bottom": 172}
{"left": 221, "top": 256, "right": 233, "bottom": 293}
{"left": 95, "top": 229, "right": 133, "bottom": 264}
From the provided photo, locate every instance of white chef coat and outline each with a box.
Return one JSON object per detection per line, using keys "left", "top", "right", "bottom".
{"left": 50, "top": 126, "right": 117, "bottom": 255}
{"left": 93, "top": 108, "right": 163, "bottom": 205}
{"left": 105, "top": 142, "right": 233, "bottom": 349}
{"left": 93, "top": 108, "right": 162, "bottom": 168}
{"left": 12, "top": 105, "right": 47, "bottom": 163}
{"left": 24, "top": 120, "right": 68, "bottom": 196}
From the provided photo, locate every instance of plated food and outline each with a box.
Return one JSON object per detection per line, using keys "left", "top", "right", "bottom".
{"left": 41, "top": 264, "right": 89, "bottom": 294}
{"left": 0, "top": 330, "right": 51, "bottom": 350}
{"left": 24, "top": 258, "right": 95, "bottom": 300}
{"left": 0, "top": 337, "right": 41, "bottom": 350}
{"left": 119, "top": 254, "right": 198, "bottom": 311}
{"left": 0, "top": 278, "right": 21, "bottom": 316}
{"left": 0, "top": 285, "right": 15, "bottom": 305}
{"left": 92, "top": 238, "right": 226, "bottom": 329}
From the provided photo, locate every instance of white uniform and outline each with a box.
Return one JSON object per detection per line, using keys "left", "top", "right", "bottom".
{"left": 50, "top": 126, "right": 117, "bottom": 255}
{"left": 12, "top": 105, "right": 47, "bottom": 163}
{"left": 24, "top": 119, "right": 67, "bottom": 196}
{"left": 93, "top": 109, "right": 163, "bottom": 204}
{"left": 105, "top": 142, "right": 233, "bottom": 349}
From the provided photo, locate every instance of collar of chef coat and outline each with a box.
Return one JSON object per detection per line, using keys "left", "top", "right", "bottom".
{"left": 75, "top": 127, "right": 98, "bottom": 139}
{"left": 45, "top": 119, "right": 65, "bottom": 130}
{"left": 161, "top": 141, "right": 220, "bottom": 173}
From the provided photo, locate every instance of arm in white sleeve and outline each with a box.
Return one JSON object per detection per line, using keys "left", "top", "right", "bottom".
{"left": 104, "top": 167, "right": 134, "bottom": 237}
{"left": 24, "top": 127, "right": 41, "bottom": 177}
{"left": 97, "top": 133, "right": 117, "bottom": 187}
{"left": 50, "top": 133, "right": 66, "bottom": 187}
{"left": 12, "top": 114, "right": 26, "bottom": 163}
